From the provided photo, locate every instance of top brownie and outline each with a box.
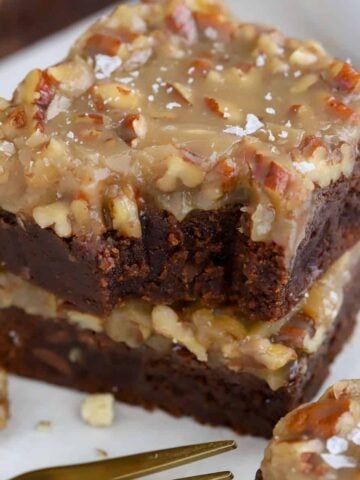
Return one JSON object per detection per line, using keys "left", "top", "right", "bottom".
{"left": 0, "top": 0, "right": 359, "bottom": 319}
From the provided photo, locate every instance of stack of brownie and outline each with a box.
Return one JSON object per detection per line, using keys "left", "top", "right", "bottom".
{"left": 0, "top": 0, "right": 358, "bottom": 437}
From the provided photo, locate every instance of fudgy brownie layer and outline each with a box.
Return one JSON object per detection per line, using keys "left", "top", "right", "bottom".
{"left": 0, "top": 0, "right": 117, "bottom": 58}
{"left": 0, "top": 159, "right": 359, "bottom": 319}
{"left": 0, "top": 266, "right": 358, "bottom": 437}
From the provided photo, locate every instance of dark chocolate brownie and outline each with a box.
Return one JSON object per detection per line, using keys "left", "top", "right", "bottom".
{"left": 0, "top": 262, "right": 358, "bottom": 438}
{"left": 0, "top": 159, "right": 359, "bottom": 319}
{"left": 0, "top": 0, "right": 117, "bottom": 58}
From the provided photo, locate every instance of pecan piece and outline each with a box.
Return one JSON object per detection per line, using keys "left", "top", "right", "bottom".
{"left": 166, "top": 0, "right": 198, "bottom": 43}
{"left": 86, "top": 33, "right": 122, "bottom": 56}
{"left": 168, "top": 82, "right": 193, "bottom": 104}
{"left": 264, "top": 161, "right": 291, "bottom": 196}
{"left": 48, "top": 57, "right": 94, "bottom": 97}
{"left": 332, "top": 62, "right": 360, "bottom": 93}
{"left": 204, "top": 97, "right": 240, "bottom": 120}
{"left": 93, "top": 84, "right": 141, "bottom": 110}
{"left": 189, "top": 57, "right": 213, "bottom": 77}
{"left": 5, "top": 107, "right": 27, "bottom": 130}
{"left": 299, "top": 135, "right": 324, "bottom": 157}
{"left": 195, "top": 10, "right": 236, "bottom": 42}
{"left": 326, "top": 96, "right": 354, "bottom": 120}
{"left": 33, "top": 202, "right": 72, "bottom": 238}
{"left": 287, "top": 398, "right": 350, "bottom": 439}
{"left": 109, "top": 185, "right": 142, "bottom": 239}
{"left": 156, "top": 154, "right": 205, "bottom": 192}
{"left": 117, "top": 113, "right": 147, "bottom": 147}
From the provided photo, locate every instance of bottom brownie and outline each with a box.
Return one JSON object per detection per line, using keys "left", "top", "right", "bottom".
{"left": 0, "top": 273, "right": 358, "bottom": 438}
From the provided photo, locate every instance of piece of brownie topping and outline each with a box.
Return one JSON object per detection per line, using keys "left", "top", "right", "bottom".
{"left": 260, "top": 380, "right": 360, "bottom": 479}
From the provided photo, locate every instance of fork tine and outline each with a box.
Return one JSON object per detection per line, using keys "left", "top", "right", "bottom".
{"left": 173, "top": 471, "right": 234, "bottom": 480}
{"left": 12, "top": 440, "right": 237, "bottom": 480}
{"left": 109, "top": 440, "right": 237, "bottom": 480}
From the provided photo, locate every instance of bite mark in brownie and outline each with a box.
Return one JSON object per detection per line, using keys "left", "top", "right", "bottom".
{"left": 0, "top": 162, "right": 359, "bottom": 318}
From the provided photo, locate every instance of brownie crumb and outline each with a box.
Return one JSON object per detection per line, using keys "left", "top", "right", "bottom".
{"left": 35, "top": 420, "right": 52, "bottom": 432}
{"left": 81, "top": 394, "right": 115, "bottom": 428}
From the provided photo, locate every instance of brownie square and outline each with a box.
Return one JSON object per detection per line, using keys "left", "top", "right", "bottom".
{"left": 0, "top": 0, "right": 359, "bottom": 319}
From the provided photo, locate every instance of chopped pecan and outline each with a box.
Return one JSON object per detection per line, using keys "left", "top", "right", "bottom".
{"left": 287, "top": 398, "right": 350, "bottom": 439}
{"left": 152, "top": 305, "right": 207, "bottom": 362}
{"left": 204, "top": 97, "right": 241, "bottom": 120}
{"left": 168, "top": 82, "right": 193, "bottom": 104}
{"left": 36, "top": 71, "right": 56, "bottom": 110}
{"left": 86, "top": 33, "right": 122, "bottom": 56}
{"left": 289, "top": 47, "right": 317, "bottom": 66}
{"left": 92, "top": 83, "right": 141, "bottom": 110}
{"left": 5, "top": 107, "right": 27, "bottom": 130}
{"left": 166, "top": 0, "right": 198, "bottom": 43}
{"left": 195, "top": 10, "right": 236, "bottom": 42}
{"left": 15, "top": 69, "right": 56, "bottom": 126}
{"left": 47, "top": 57, "right": 94, "bottom": 97}
{"left": 326, "top": 96, "right": 354, "bottom": 120}
{"left": 332, "top": 62, "right": 360, "bottom": 93}
{"left": 33, "top": 202, "right": 72, "bottom": 238}
{"left": 117, "top": 113, "right": 147, "bottom": 147}
{"left": 205, "top": 97, "right": 222, "bottom": 116}
{"left": 264, "top": 161, "right": 291, "bottom": 196}
{"left": 109, "top": 185, "right": 142, "bottom": 238}
{"left": 189, "top": 57, "right": 213, "bottom": 77}
{"left": 156, "top": 154, "right": 205, "bottom": 192}
{"left": 299, "top": 135, "right": 324, "bottom": 157}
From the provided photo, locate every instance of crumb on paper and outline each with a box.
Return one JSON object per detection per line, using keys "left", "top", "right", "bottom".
{"left": 81, "top": 394, "right": 115, "bottom": 428}
{"left": 96, "top": 448, "right": 109, "bottom": 459}
{"left": 35, "top": 420, "right": 52, "bottom": 432}
{"left": 0, "top": 368, "right": 8, "bottom": 429}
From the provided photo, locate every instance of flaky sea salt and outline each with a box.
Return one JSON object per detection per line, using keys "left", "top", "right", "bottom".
{"left": 224, "top": 113, "right": 264, "bottom": 137}
{"left": 166, "top": 102, "right": 182, "bottom": 110}
{"left": 94, "top": 54, "right": 122, "bottom": 80}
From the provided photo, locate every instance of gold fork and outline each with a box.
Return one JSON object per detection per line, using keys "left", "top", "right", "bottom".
{"left": 11, "top": 440, "right": 236, "bottom": 480}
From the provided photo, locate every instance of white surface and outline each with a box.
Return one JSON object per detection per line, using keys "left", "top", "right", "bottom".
{"left": 0, "top": 2, "right": 359, "bottom": 479}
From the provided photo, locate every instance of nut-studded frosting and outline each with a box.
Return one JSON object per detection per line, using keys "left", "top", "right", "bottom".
{"left": 260, "top": 380, "right": 360, "bottom": 480}
{"left": 0, "top": 0, "right": 359, "bottom": 256}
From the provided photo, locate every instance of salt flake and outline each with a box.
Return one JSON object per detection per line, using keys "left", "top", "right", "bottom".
{"left": 94, "top": 54, "right": 122, "bottom": 80}
{"left": 166, "top": 102, "right": 182, "bottom": 110}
